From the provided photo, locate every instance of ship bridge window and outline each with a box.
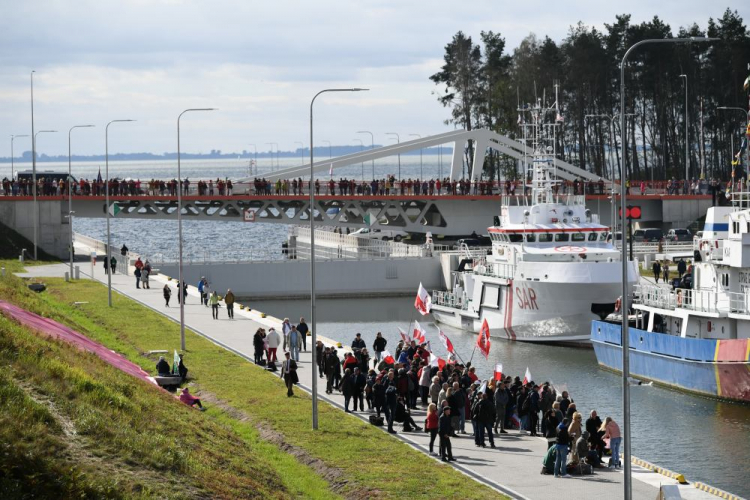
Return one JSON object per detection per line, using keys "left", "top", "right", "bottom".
{"left": 733, "top": 221, "right": 740, "bottom": 234}
{"left": 525, "top": 233, "right": 536, "bottom": 242}
{"left": 538, "top": 233, "right": 553, "bottom": 243}
{"left": 508, "top": 233, "right": 523, "bottom": 243}
{"left": 599, "top": 233, "right": 607, "bottom": 241}
{"left": 588, "top": 233, "right": 599, "bottom": 241}
{"left": 572, "top": 233, "right": 585, "bottom": 242}
{"left": 721, "top": 273, "right": 729, "bottom": 288}
{"left": 555, "top": 233, "right": 570, "bottom": 242}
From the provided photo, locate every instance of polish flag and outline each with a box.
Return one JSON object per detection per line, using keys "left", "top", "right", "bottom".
{"left": 413, "top": 320, "right": 427, "bottom": 344}
{"left": 494, "top": 363, "right": 504, "bottom": 381}
{"left": 398, "top": 327, "right": 410, "bottom": 343}
{"left": 438, "top": 329, "right": 455, "bottom": 354}
{"left": 476, "top": 319, "right": 491, "bottom": 359}
{"left": 523, "top": 367, "right": 533, "bottom": 385}
{"left": 414, "top": 283, "right": 432, "bottom": 315}
{"left": 429, "top": 353, "right": 446, "bottom": 370}
{"left": 382, "top": 350, "right": 395, "bottom": 365}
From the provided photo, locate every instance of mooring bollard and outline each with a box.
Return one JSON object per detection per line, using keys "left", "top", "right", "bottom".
{"left": 75, "top": 266, "right": 80, "bottom": 280}
{"left": 65, "top": 272, "right": 70, "bottom": 282}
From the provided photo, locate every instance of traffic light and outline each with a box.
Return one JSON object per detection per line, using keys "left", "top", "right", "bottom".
{"left": 619, "top": 205, "right": 642, "bottom": 219}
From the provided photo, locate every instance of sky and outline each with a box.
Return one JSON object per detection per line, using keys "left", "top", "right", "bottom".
{"left": 1, "top": 0, "right": 746, "bottom": 157}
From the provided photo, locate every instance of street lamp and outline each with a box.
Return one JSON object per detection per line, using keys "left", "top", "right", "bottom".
{"left": 30, "top": 70, "right": 37, "bottom": 259}
{"left": 386, "top": 132, "right": 401, "bottom": 179}
{"left": 679, "top": 75, "right": 689, "bottom": 181}
{"left": 10, "top": 134, "right": 29, "bottom": 181}
{"left": 68, "top": 125, "right": 95, "bottom": 278}
{"left": 357, "top": 130, "right": 375, "bottom": 178}
{"left": 33, "top": 129, "right": 57, "bottom": 260}
{"left": 310, "top": 87, "right": 368, "bottom": 430}
{"left": 409, "top": 133, "right": 422, "bottom": 179}
{"left": 619, "top": 36, "right": 716, "bottom": 500}
{"left": 353, "top": 138, "right": 364, "bottom": 181}
{"left": 105, "top": 119, "right": 135, "bottom": 307}
{"left": 248, "top": 143, "right": 257, "bottom": 176}
{"left": 177, "top": 108, "right": 216, "bottom": 350}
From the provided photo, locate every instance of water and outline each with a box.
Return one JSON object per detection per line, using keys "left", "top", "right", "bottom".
{"left": 68, "top": 158, "right": 750, "bottom": 496}
{"left": 255, "top": 296, "right": 750, "bottom": 497}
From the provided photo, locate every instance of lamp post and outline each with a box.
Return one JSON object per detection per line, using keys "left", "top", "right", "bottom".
{"left": 248, "top": 144, "right": 257, "bottom": 175}
{"left": 68, "top": 125, "right": 95, "bottom": 277}
{"left": 619, "top": 36, "right": 716, "bottom": 500}
{"left": 105, "top": 119, "right": 135, "bottom": 307}
{"left": 10, "top": 134, "right": 29, "bottom": 181}
{"left": 32, "top": 129, "right": 57, "bottom": 259}
{"left": 310, "top": 87, "right": 368, "bottom": 430}
{"left": 353, "top": 138, "right": 364, "bottom": 180}
{"left": 409, "top": 134, "right": 423, "bottom": 179}
{"left": 679, "top": 74, "right": 689, "bottom": 181}
{"left": 357, "top": 130, "right": 375, "bottom": 178}
{"left": 30, "top": 70, "right": 37, "bottom": 259}
{"left": 177, "top": 108, "right": 216, "bottom": 350}
{"left": 386, "top": 132, "right": 401, "bottom": 179}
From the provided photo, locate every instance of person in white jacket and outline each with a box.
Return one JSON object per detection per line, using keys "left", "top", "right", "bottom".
{"left": 266, "top": 327, "right": 281, "bottom": 363}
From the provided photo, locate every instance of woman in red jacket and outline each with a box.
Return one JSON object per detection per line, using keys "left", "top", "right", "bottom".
{"left": 426, "top": 403, "right": 439, "bottom": 454}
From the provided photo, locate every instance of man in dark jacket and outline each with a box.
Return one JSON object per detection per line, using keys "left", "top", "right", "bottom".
{"left": 384, "top": 372, "right": 399, "bottom": 434}
{"left": 439, "top": 406, "right": 456, "bottom": 462}
{"left": 353, "top": 367, "right": 366, "bottom": 412}
{"left": 529, "top": 387, "right": 541, "bottom": 436}
{"left": 554, "top": 418, "right": 571, "bottom": 477}
{"left": 280, "top": 352, "right": 298, "bottom": 397}
{"left": 342, "top": 368, "right": 354, "bottom": 412}
{"left": 324, "top": 349, "right": 340, "bottom": 394}
{"left": 156, "top": 356, "right": 170, "bottom": 376}
{"left": 351, "top": 333, "right": 366, "bottom": 352}
{"left": 494, "top": 381, "right": 510, "bottom": 434}
{"left": 677, "top": 259, "right": 687, "bottom": 279}
{"left": 372, "top": 332, "right": 387, "bottom": 364}
{"left": 476, "top": 392, "right": 496, "bottom": 448}
{"left": 296, "top": 317, "right": 308, "bottom": 351}
{"left": 516, "top": 386, "right": 529, "bottom": 431}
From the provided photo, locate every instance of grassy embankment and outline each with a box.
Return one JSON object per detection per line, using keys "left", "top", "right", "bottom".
{"left": 0, "top": 264, "right": 503, "bottom": 499}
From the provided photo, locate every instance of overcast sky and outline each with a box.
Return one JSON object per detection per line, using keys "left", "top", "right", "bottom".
{"left": 1, "top": 1, "right": 745, "bottom": 157}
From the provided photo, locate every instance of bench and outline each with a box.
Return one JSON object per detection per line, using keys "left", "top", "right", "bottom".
{"left": 154, "top": 375, "right": 182, "bottom": 387}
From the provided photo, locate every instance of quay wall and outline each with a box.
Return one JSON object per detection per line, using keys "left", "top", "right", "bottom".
{"left": 0, "top": 199, "right": 68, "bottom": 258}
{"left": 156, "top": 257, "right": 443, "bottom": 299}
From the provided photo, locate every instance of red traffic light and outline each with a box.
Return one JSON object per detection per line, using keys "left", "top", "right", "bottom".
{"left": 619, "top": 206, "right": 642, "bottom": 219}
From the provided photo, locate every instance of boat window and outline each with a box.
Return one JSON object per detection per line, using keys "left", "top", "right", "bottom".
{"left": 525, "top": 233, "right": 536, "bottom": 242}
{"left": 508, "top": 233, "right": 523, "bottom": 243}
{"left": 538, "top": 233, "right": 553, "bottom": 242}
{"left": 572, "top": 233, "right": 585, "bottom": 242}
{"left": 555, "top": 233, "right": 570, "bottom": 242}
{"left": 599, "top": 233, "right": 607, "bottom": 241}
{"left": 588, "top": 233, "right": 598, "bottom": 241}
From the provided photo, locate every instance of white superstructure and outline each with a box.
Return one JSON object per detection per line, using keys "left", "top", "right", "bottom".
{"left": 431, "top": 99, "right": 638, "bottom": 343}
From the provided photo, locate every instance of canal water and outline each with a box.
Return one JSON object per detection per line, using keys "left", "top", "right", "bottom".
{"left": 254, "top": 296, "right": 750, "bottom": 497}
{"left": 63, "top": 158, "right": 750, "bottom": 497}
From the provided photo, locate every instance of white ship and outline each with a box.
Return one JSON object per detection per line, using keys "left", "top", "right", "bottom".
{"left": 431, "top": 99, "right": 638, "bottom": 344}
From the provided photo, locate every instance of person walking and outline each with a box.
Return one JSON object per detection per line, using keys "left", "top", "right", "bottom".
{"left": 372, "top": 332, "right": 387, "bottom": 364}
{"left": 426, "top": 403, "right": 439, "bottom": 455}
{"left": 163, "top": 284, "right": 171, "bottom": 307}
{"left": 285, "top": 325, "right": 302, "bottom": 362}
{"left": 353, "top": 367, "right": 366, "bottom": 412}
{"left": 134, "top": 266, "right": 142, "bottom": 289}
{"left": 198, "top": 277, "right": 206, "bottom": 305}
{"left": 224, "top": 289, "right": 235, "bottom": 319}
{"left": 280, "top": 352, "right": 298, "bottom": 397}
{"left": 494, "top": 381, "right": 509, "bottom": 434}
{"left": 342, "top": 368, "right": 354, "bottom": 412}
{"left": 529, "top": 385, "right": 540, "bottom": 436}
{"left": 477, "top": 392, "right": 496, "bottom": 448}
{"left": 601, "top": 416, "right": 622, "bottom": 468}
{"left": 266, "top": 327, "right": 281, "bottom": 364}
{"left": 439, "top": 406, "right": 456, "bottom": 462}
{"left": 209, "top": 290, "right": 219, "bottom": 319}
{"left": 141, "top": 266, "right": 150, "bottom": 289}
{"left": 652, "top": 260, "right": 661, "bottom": 283}
{"left": 554, "top": 418, "right": 571, "bottom": 478}
{"left": 110, "top": 255, "right": 117, "bottom": 274}
{"left": 677, "top": 258, "right": 687, "bottom": 279}
{"left": 253, "top": 328, "right": 266, "bottom": 365}
{"left": 662, "top": 261, "right": 670, "bottom": 284}
{"left": 296, "top": 317, "right": 308, "bottom": 351}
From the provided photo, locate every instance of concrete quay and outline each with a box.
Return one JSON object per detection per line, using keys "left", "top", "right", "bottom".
{"left": 14, "top": 262, "right": 740, "bottom": 500}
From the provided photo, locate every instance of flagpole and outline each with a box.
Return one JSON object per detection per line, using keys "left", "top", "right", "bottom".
{"left": 468, "top": 345, "right": 477, "bottom": 365}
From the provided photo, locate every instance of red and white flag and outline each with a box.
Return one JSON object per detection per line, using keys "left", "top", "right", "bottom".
{"left": 429, "top": 353, "right": 446, "bottom": 370}
{"left": 382, "top": 350, "right": 395, "bottom": 365}
{"left": 476, "top": 319, "right": 491, "bottom": 359}
{"left": 523, "top": 367, "right": 533, "bottom": 385}
{"left": 494, "top": 363, "right": 504, "bottom": 381}
{"left": 398, "top": 327, "right": 410, "bottom": 344}
{"left": 438, "top": 329, "right": 455, "bottom": 354}
{"left": 414, "top": 282, "right": 432, "bottom": 315}
{"left": 413, "top": 320, "right": 427, "bottom": 344}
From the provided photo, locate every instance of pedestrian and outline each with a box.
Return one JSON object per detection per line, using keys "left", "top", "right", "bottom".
{"left": 253, "top": 328, "right": 266, "bottom": 365}
{"left": 163, "top": 284, "right": 171, "bottom": 307}
{"left": 554, "top": 418, "right": 571, "bottom": 478}
{"left": 342, "top": 368, "right": 354, "bottom": 412}
{"left": 494, "top": 381, "right": 509, "bottom": 434}
{"left": 266, "top": 327, "right": 281, "bottom": 364}
{"left": 429, "top": 376, "right": 441, "bottom": 405}
{"left": 384, "top": 371, "right": 398, "bottom": 434}
{"left": 529, "top": 384, "right": 540, "bottom": 436}
{"left": 198, "top": 277, "right": 206, "bottom": 305}
{"left": 601, "top": 416, "right": 622, "bottom": 468}
{"left": 476, "top": 391, "right": 496, "bottom": 448}
{"left": 224, "top": 289, "right": 235, "bottom": 319}
{"left": 353, "top": 367, "right": 366, "bottom": 412}
{"left": 280, "top": 352, "right": 298, "bottom": 397}
{"left": 662, "top": 261, "right": 670, "bottom": 284}
{"left": 296, "top": 317, "right": 308, "bottom": 351}
{"left": 586, "top": 410, "right": 605, "bottom": 458}
{"left": 284, "top": 325, "right": 302, "bottom": 362}
{"left": 120, "top": 244, "right": 128, "bottom": 256}
{"left": 134, "top": 266, "right": 141, "bottom": 289}
{"left": 103, "top": 257, "right": 108, "bottom": 274}
{"left": 677, "top": 259, "right": 687, "bottom": 279}
{"left": 141, "top": 266, "right": 150, "bottom": 289}
{"left": 372, "top": 331, "right": 387, "bottom": 364}
{"left": 652, "top": 260, "right": 661, "bottom": 283}
{"left": 439, "top": 406, "right": 456, "bottom": 462}
{"left": 568, "top": 412, "right": 583, "bottom": 463}
{"left": 110, "top": 255, "right": 117, "bottom": 274}
{"left": 209, "top": 290, "right": 219, "bottom": 319}
{"left": 419, "top": 362, "right": 432, "bottom": 406}
{"left": 426, "top": 402, "right": 439, "bottom": 454}
{"left": 351, "top": 333, "right": 366, "bottom": 352}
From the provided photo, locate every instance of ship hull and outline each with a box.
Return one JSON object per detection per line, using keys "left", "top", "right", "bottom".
{"left": 591, "top": 320, "right": 750, "bottom": 403}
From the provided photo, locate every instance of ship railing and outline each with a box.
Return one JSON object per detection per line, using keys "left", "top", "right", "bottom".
{"left": 635, "top": 284, "right": 722, "bottom": 314}
{"left": 727, "top": 291, "right": 750, "bottom": 316}
{"left": 431, "top": 290, "right": 468, "bottom": 310}
{"left": 472, "top": 261, "right": 515, "bottom": 279}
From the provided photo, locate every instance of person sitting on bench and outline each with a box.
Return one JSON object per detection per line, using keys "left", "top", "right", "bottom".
{"left": 156, "top": 356, "right": 171, "bottom": 376}
{"left": 394, "top": 396, "right": 422, "bottom": 432}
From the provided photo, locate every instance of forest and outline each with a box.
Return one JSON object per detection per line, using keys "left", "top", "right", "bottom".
{"left": 430, "top": 9, "right": 750, "bottom": 184}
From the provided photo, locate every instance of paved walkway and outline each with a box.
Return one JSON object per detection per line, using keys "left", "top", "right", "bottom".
{"left": 16, "top": 262, "right": 720, "bottom": 500}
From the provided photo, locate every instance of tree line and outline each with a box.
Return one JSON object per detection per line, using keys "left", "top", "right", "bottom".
{"left": 430, "top": 9, "right": 750, "bottom": 183}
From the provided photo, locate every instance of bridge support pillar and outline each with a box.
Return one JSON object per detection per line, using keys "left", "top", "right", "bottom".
{"left": 471, "top": 135, "right": 489, "bottom": 181}
{"left": 449, "top": 139, "right": 464, "bottom": 180}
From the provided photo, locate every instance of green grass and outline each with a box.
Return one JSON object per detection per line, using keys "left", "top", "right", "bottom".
{"left": 0, "top": 270, "right": 504, "bottom": 499}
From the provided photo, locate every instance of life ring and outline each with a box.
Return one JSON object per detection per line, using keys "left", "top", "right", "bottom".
{"left": 676, "top": 290, "right": 683, "bottom": 306}
{"left": 614, "top": 297, "right": 621, "bottom": 313}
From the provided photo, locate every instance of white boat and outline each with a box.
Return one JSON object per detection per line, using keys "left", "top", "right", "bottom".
{"left": 430, "top": 99, "right": 638, "bottom": 344}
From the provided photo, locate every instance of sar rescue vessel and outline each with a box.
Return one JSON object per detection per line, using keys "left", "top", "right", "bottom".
{"left": 430, "top": 99, "right": 638, "bottom": 344}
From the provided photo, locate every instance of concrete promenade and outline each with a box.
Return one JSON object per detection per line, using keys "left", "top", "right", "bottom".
{"left": 15, "top": 262, "right": 726, "bottom": 500}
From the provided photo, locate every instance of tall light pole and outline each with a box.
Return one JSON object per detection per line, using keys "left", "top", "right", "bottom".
{"left": 32, "top": 129, "right": 57, "bottom": 259}
{"left": 68, "top": 125, "right": 95, "bottom": 278}
{"left": 357, "top": 130, "right": 374, "bottom": 178}
{"left": 353, "top": 138, "right": 364, "bottom": 180}
{"left": 386, "top": 132, "right": 401, "bottom": 179}
{"left": 105, "top": 119, "right": 135, "bottom": 307}
{"left": 248, "top": 143, "right": 257, "bottom": 175}
{"left": 619, "top": 36, "right": 716, "bottom": 500}
{"left": 679, "top": 74, "right": 689, "bottom": 181}
{"left": 409, "top": 133, "right": 422, "bottom": 179}
{"left": 10, "top": 134, "right": 29, "bottom": 181}
{"left": 30, "top": 71, "right": 37, "bottom": 259}
{"left": 310, "top": 87, "right": 368, "bottom": 430}
{"left": 177, "top": 108, "right": 216, "bottom": 350}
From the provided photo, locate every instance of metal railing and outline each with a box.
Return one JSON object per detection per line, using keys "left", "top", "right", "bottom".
{"left": 432, "top": 290, "right": 468, "bottom": 310}
{"left": 635, "top": 283, "right": 723, "bottom": 314}
{"left": 615, "top": 241, "right": 695, "bottom": 254}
